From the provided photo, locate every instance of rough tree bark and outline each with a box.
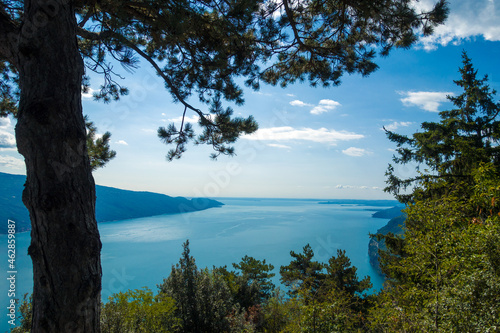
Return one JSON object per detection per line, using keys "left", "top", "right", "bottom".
{"left": 14, "top": 0, "right": 102, "bottom": 331}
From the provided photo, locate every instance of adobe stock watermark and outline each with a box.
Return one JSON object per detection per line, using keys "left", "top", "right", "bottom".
{"left": 178, "top": 107, "right": 295, "bottom": 224}
{"left": 313, "top": 234, "right": 340, "bottom": 263}
{"left": 6, "top": 219, "right": 17, "bottom": 327}
{"left": 98, "top": 68, "right": 163, "bottom": 133}
{"left": 101, "top": 267, "right": 136, "bottom": 300}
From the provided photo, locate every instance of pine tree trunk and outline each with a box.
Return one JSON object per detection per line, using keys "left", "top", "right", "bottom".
{"left": 15, "top": 0, "right": 102, "bottom": 331}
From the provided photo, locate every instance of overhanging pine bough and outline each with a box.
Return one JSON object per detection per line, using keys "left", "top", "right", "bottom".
{"left": 0, "top": 0, "right": 448, "bottom": 331}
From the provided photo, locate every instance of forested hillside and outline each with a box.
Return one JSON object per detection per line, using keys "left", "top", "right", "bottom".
{"left": 0, "top": 172, "right": 222, "bottom": 233}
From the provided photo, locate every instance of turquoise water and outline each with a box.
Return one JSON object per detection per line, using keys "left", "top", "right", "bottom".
{"left": 1, "top": 198, "right": 391, "bottom": 331}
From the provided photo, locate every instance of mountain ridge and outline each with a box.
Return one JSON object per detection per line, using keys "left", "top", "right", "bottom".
{"left": 0, "top": 172, "right": 223, "bottom": 234}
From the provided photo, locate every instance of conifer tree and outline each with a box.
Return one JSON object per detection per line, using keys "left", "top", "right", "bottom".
{"left": 372, "top": 53, "right": 500, "bottom": 331}
{"left": 385, "top": 51, "right": 500, "bottom": 204}
{"left": 233, "top": 255, "right": 275, "bottom": 303}
{"left": 85, "top": 116, "right": 116, "bottom": 171}
{"left": 280, "top": 244, "right": 324, "bottom": 299}
{"left": 0, "top": 0, "right": 448, "bottom": 330}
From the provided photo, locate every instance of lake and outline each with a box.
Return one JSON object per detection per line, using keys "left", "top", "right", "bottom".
{"left": 1, "top": 198, "right": 391, "bottom": 331}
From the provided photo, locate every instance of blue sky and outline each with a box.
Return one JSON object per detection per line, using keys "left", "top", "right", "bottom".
{"left": 1, "top": 0, "right": 500, "bottom": 200}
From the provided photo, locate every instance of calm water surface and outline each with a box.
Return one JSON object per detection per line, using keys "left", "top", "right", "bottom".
{"left": 1, "top": 198, "right": 391, "bottom": 330}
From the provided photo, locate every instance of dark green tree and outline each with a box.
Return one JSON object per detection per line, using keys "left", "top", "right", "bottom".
{"left": 159, "top": 240, "right": 233, "bottom": 333}
{"left": 385, "top": 51, "right": 500, "bottom": 204}
{"left": 0, "top": 0, "right": 448, "bottom": 330}
{"left": 159, "top": 240, "right": 200, "bottom": 332}
{"left": 85, "top": 115, "right": 116, "bottom": 171}
{"left": 380, "top": 52, "right": 500, "bottom": 283}
{"left": 279, "top": 247, "right": 374, "bottom": 331}
{"left": 371, "top": 54, "right": 500, "bottom": 331}
{"left": 233, "top": 255, "right": 276, "bottom": 304}
{"left": 280, "top": 244, "right": 324, "bottom": 299}
{"left": 325, "top": 249, "right": 372, "bottom": 298}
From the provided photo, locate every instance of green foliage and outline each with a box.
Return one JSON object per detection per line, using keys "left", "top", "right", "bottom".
{"left": 370, "top": 188, "right": 500, "bottom": 332}
{"left": 233, "top": 255, "right": 276, "bottom": 304}
{"left": 101, "top": 288, "right": 180, "bottom": 333}
{"left": 280, "top": 244, "right": 324, "bottom": 299}
{"left": 278, "top": 245, "right": 373, "bottom": 331}
{"left": 0, "top": 60, "right": 18, "bottom": 116}
{"left": 281, "top": 290, "right": 370, "bottom": 333}
{"left": 10, "top": 294, "right": 32, "bottom": 333}
{"left": 325, "top": 249, "right": 372, "bottom": 297}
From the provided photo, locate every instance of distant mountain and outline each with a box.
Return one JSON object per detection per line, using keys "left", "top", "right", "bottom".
{"left": 0, "top": 172, "right": 223, "bottom": 234}
{"left": 368, "top": 209, "right": 406, "bottom": 275}
{"left": 371, "top": 205, "right": 405, "bottom": 219}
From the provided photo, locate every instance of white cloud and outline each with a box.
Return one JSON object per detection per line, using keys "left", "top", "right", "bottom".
{"left": 0, "top": 117, "right": 16, "bottom": 148}
{"left": 383, "top": 121, "right": 413, "bottom": 132}
{"left": 289, "top": 100, "right": 312, "bottom": 107}
{"left": 336, "top": 184, "right": 382, "bottom": 190}
{"left": 399, "top": 91, "right": 452, "bottom": 112}
{"left": 0, "top": 131, "right": 16, "bottom": 148}
{"left": 167, "top": 115, "right": 200, "bottom": 123}
{"left": 342, "top": 147, "right": 369, "bottom": 157}
{"left": 413, "top": 0, "right": 500, "bottom": 50}
{"left": 267, "top": 143, "right": 292, "bottom": 149}
{"left": 311, "top": 99, "right": 341, "bottom": 115}
{"left": 319, "top": 99, "right": 341, "bottom": 108}
{"left": 0, "top": 117, "right": 11, "bottom": 128}
{"left": 336, "top": 184, "right": 355, "bottom": 189}
{"left": 0, "top": 155, "right": 24, "bottom": 169}
{"left": 290, "top": 98, "right": 341, "bottom": 115}
{"left": 243, "top": 126, "right": 364, "bottom": 144}
{"left": 115, "top": 140, "right": 128, "bottom": 146}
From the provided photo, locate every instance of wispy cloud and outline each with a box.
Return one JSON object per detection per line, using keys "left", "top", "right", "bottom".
{"left": 414, "top": 0, "right": 500, "bottom": 50}
{"left": 290, "top": 100, "right": 313, "bottom": 107}
{"left": 243, "top": 126, "right": 364, "bottom": 144}
{"left": 252, "top": 91, "right": 273, "bottom": 97}
{"left": 399, "top": 91, "right": 452, "bottom": 112}
{"left": 342, "top": 147, "right": 370, "bottom": 157}
{"left": 311, "top": 99, "right": 341, "bottom": 115}
{"left": 115, "top": 140, "right": 129, "bottom": 146}
{"left": 0, "top": 132, "right": 16, "bottom": 148}
{"left": 0, "top": 117, "right": 11, "bottom": 128}
{"left": 166, "top": 115, "right": 200, "bottom": 123}
{"left": 290, "top": 99, "right": 341, "bottom": 115}
{"left": 0, "top": 117, "right": 16, "bottom": 149}
{"left": 0, "top": 155, "right": 24, "bottom": 169}
{"left": 383, "top": 121, "right": 413, "bottom": 132}
{"left": 267, "top": 143, "right": 292, "bottom": 149}
{"left": 336, "top": 184, "right": 382, "bottom": 190}
{"left": 0, "top": 118, "right": 16, "bottom": 149}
